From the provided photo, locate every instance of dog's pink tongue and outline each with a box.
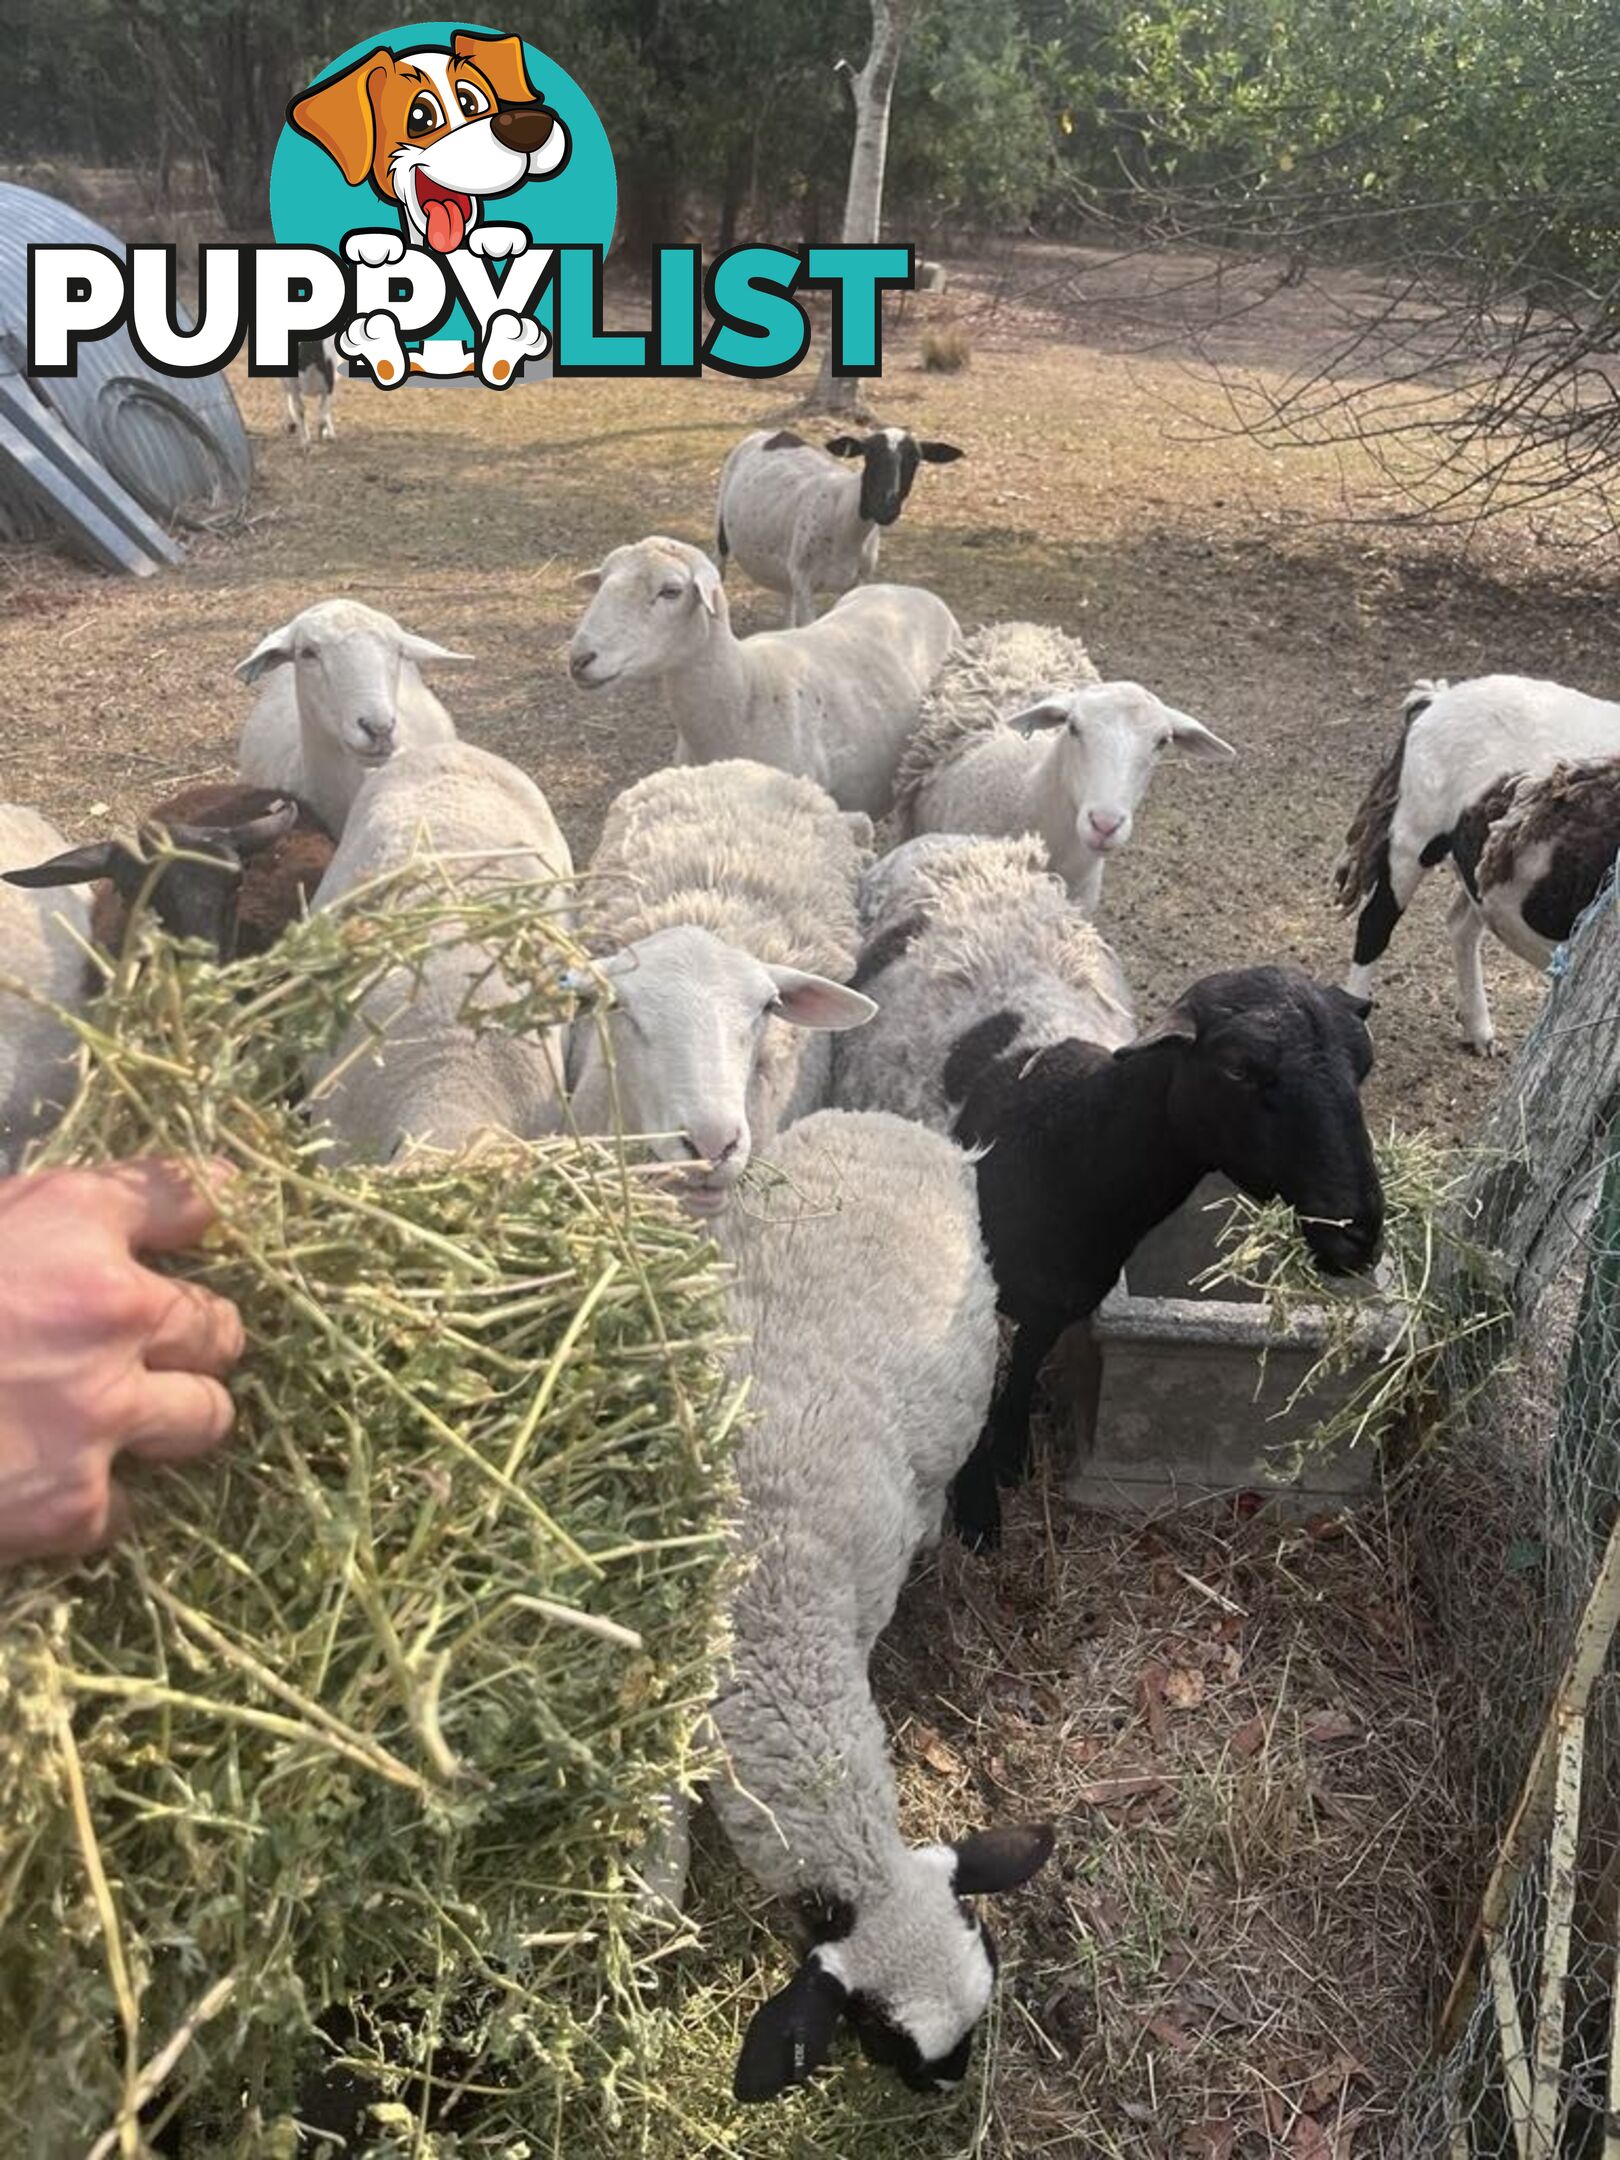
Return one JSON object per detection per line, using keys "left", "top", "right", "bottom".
{"left": 425, "top": 196, "right": 465, "bottom": 252}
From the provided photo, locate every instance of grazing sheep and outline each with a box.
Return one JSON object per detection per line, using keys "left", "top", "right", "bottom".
{"left": 308, "top": 741, "right": 573, "bottom": 1161}
{"left": 284, "top": 336, "right": 338, "bottom": 447}
{"left": 895, "top": 622, "right": 1235, "bottom": 910}
{"left": 568, "top": 761, "right": 875, "bottom": 1214}
{"left": 716, "top": 426, "right": 963, "bottom": 626}
{"left": 0, "top": 807, "right": 90, "bottom": 1171}
{"left": 6, "top": 784, "right": 333, "bottom": 961}
{"left": 568, "top": 537, "right": 958, "bottom": 817}
{"left": 834, "top": 837, "right": 1385, "bottom": 1543}
{"left": 711, "top": 1108, "right": 1054, "bottom": 2102}
{"left": 237, "top": 600, "right": 472, "bottom": 834}
{"left": 1337, "top": 674, "right": 1620, "bottom": 1052}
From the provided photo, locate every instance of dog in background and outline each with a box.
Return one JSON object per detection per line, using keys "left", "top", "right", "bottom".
{"left": 284, "top": 337, "right": 338, "bottom": 447}
{"left": 289, "top": 29, "right": 570, "bottom": 260}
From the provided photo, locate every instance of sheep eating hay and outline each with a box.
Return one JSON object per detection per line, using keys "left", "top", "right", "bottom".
{"left": 0, "top": 890, "right": 742, "bottom": 2156}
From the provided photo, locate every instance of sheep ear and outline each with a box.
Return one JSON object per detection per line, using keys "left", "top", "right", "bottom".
{"left": 236, "top": 622, "right": 297, "bottom": 683}
{"left": 766, "top": 965, "right": 877, "bottom": 1032}
{"left": 218, "top": 800, "right": 299, "bottom": 860}
{"left": 4, "top": 842, "right": 122, "bottom": 889}
{"left": 692, "top": 556, "right": 724, "bottom": 616}
{"left": 824, "top": 436, "right": 866, "bottom": 458}
{"left": 918, "top": 440, "right": 965, "bottom": 464}
{"left": 397, "top": 632, "right": 476, "bottom": 669}
{"left": 1007, "top": 698, "right": 1071, "bottom": 736}
{"left": 733, "top": 1957, "right": 847, "bottom": 2104}
{"left": 575, "top": 567, "right": 603, "bottom": 595}
{"left": 1114, "top": 997, "right": 1200, "bottom": 1059}
{"left": 950, "top": 1822, "right": 1057, "bottom": 1896}
{"left": 1163, "top": 707, "right": 1236, "bottom": 759}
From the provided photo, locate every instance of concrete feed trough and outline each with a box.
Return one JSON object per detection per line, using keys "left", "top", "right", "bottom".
{"left": 1063, "top": 1177, "right": 1401, "bottom": 1517}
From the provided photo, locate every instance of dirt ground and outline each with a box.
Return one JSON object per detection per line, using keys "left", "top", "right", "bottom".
{"left": 3, "top": 240, "right": 1609, "bottom": 2155}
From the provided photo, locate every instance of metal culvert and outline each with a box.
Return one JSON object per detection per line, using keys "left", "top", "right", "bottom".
{"left": 0, "top": 181, "right": 252, "bottom": 542}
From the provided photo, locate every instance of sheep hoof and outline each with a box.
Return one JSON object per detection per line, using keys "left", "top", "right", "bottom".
{"left": 1464, "top": 1033, "right": 1500, "bottom": 1059}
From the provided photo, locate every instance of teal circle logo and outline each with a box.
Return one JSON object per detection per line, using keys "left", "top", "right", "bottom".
{"left": 269, "top": 20, "right": 615, "bottom": 365}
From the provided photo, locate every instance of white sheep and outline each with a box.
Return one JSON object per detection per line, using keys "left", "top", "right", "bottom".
{"left": 837, "top": 833, "right": 1135, "bottom": 1133}
{"left": 710, "top": 1107, "right": 1055, "bottom": 2102}
{"left": 716, "top": 425, "right": 963, "bottom": 626}
{"left": 567, "top": 760, "right": 875, "bottom": 1214}
{"left": 894, "top": 621, "right": 1234, "bottom": 910}
{"left": 0, "top": 807, "right": 90, "bottom": 1171}
{"left": 1337, "top": 674, "right": 1620, "bottom": 1052}
{"left": 236, "top": 600, "right": 472, "bottom": 834}
{"left": 568, "top": 537, "right": 958, "bottom": 818}
{"left": 308, "top": 741, "right": 573, "bottom": 1161}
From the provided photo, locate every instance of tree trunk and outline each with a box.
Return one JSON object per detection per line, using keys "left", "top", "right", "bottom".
{"left": 813, "top": 0, "right": 911, "bottom": 415}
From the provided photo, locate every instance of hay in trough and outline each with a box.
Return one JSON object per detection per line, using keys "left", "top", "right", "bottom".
{"left": 0, "top": 883, "right": 745, "bottom": 2157}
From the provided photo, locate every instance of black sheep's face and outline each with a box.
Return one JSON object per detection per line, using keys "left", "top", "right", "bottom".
{"left": 1126, "top": 967, "right": 1385, "bottom": 1276}
{"left": 825, "top": 429, "right": 965, "bottom": 527}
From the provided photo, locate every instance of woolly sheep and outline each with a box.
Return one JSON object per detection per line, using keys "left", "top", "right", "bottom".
{"left": 308, "top": 741, "right": 573, "bottom": 1161}
{"left": 567, "top": 761, "right": 875, "bottom": 1214}
{"left": 0, "top": 806, "right": 90, "bottom": 1171}
{"left": 6, "top": 784, "right": 332, "bottom": 962}
{"left": 568, "top": 537, "right": 958, "bottom": 817}
{"left": 711, "top": 1107, "right": 1055, "bottom": 2102}
{"left": 894, "top": 622, "right": 1234, "bottom": 910}
{"left": 834, "top": 837, "right": 1384, "bottom": 1543}
{"left": 716, "top": 425, "right": 963, "bottom": 626}
{"left": 1337, "top": 674, "right": 1620, "bottom": 1053}
{"left": 1453, "top": 755, "right": 1620, "bottom": 976}
{"left": 236, "top": 599, "right": 472, "bottom": 834}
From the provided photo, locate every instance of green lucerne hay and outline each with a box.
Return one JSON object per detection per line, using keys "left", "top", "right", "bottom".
{"left": 1197, "top": 1127, "right": 1510, "bottom": 1473}
{"left": 0, "top": 881, "right": 745, "bottom": 2157}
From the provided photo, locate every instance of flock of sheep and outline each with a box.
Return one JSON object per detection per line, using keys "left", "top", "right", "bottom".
{"left": 3, "top": 413, "right": 1619, "bottom": 2108}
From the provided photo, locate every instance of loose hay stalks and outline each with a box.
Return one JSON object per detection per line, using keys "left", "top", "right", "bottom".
{"left": 0, "top": 887, "right": 746, "bottom": 2157}
{"left": 1196, "top": 1129, "right": 1511, "bottom": 1478}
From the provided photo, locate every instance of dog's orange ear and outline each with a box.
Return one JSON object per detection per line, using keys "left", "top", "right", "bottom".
{"left": 452, "top": 30, "right": 537, "bottom": 106}
{"left": 290, "top": 50, "right": 392, "bottom": 186}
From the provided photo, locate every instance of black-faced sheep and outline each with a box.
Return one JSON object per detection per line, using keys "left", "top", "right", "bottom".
{"left": 716, "top": 425, "right": 963, "bottom": 626}
{"left": 834, "top": 836, "right": 1385, "bottom": 1544}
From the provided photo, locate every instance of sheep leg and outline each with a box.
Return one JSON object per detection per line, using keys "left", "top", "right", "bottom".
{"left": 283, "top": 383, "right": 308, "bottom": 447}
{"left": 987, "top": 1308, "right": 1067, "bottom": 1487}
{"left": 1448, "top": 882, "right": 1497, "bottom": 1055}
{"left": 1346, "top": 836, "right": 1423, "bottom": 1000}
{"left": 951, "top": 1432, "right": 1002, "bottom": 1550}
{"left": 316, "top": 385, "right": 335, "bottom": 442}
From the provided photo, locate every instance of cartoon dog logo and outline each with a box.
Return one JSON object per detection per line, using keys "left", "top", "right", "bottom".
{"left": 291, "top": 30, "right": 569, "bottom": 259}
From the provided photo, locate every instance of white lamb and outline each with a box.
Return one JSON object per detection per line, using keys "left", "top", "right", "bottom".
{"left": 1337, "top": 673, "right": 1620, "bottom": 1052}
{"left": 566, "top": 760, "right": 874, "bottom": 1214}
{"left": 568, "top": 537, "right": 958, "bottom": 817}
{"left": 0, "top": 807, "right": 91, "bottom": 1171}
{"left": 237, "top": 599, "right": 472, "bottom": 834}
{"left": 894, "top": 621, "right": 1234, "bottom": 910}
{"left": 710, "top": 1107, "right": 1055, "bottom": 2103}
{"left": 837, "top": 833, "right": 1135, "bottom": 1132}
{"left": 716, "top": 425, "right": 963, "bottom": 627}
{"left": 308, "top": 742, "right": 573, "bottom": 1161}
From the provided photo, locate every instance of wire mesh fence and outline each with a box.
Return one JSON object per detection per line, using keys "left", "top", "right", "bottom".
{"left": 1398, "top": 878, "right": 1620, "bottom": 2155}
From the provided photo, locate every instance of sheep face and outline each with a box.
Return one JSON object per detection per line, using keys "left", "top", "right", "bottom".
{"left": 824, "top": 428, "right": 964, "bottom": 527}
{"left": 1011, "top": 681, "right": 1234, "bottom": 861}
{"left": 1118, "top": 966, "right": 1384, "bottom": 1275}
{"left": 237, "top": 600, "right": 473, "bottom": 770}
{"left": 733, "top": 1825, "right": 1053, "bottom": 2105}
{"left": 567, "top": 924, "right": 874, "bottom": 1215}
{"left": 5, "top": 801, "right": 297, "bottom": 961}
{"left": 569, "top": 539, "right": 725, "bottom": 689}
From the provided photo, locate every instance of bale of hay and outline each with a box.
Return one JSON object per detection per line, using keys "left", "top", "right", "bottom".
{"left": 0, "top": 882, "right": 744, "bottom": 2156}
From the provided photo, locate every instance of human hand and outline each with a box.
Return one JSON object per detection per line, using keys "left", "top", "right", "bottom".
{"left": 0, "top": 1161, "right": 245, "bottom": 1565}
